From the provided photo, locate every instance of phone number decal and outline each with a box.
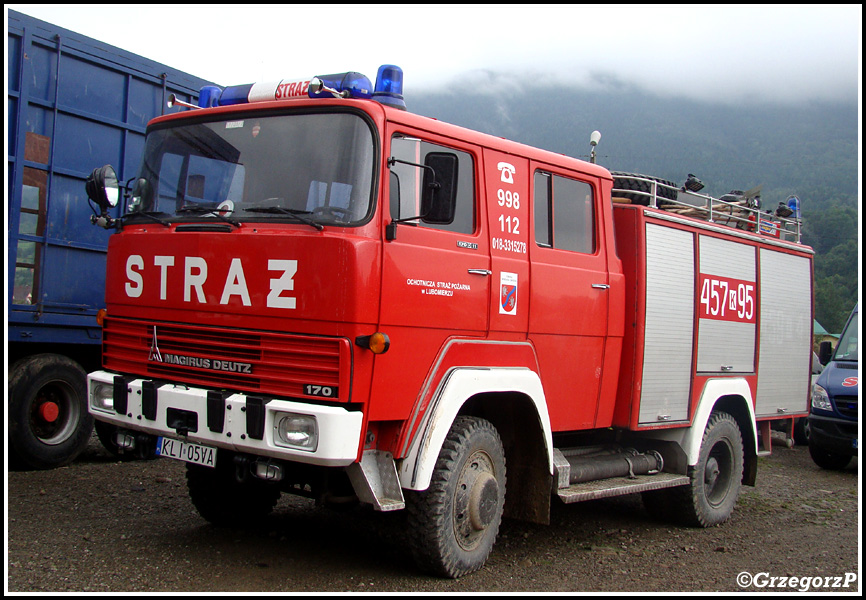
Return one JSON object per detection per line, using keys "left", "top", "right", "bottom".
{"left": 492, "top": 237, "right": 527, "bottom": 254}
{"left": 699, "top": 274, "right": 756, "bottom": 323}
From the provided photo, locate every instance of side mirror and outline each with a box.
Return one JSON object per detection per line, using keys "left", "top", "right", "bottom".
{"left": 818, "top": 340, "right": 833, "bottom": 366}
{"left": 130, "top": 178, "right": 154, "bottom": 211}
{"left": 420, "top": 152, "right": 458, "bottom": 224}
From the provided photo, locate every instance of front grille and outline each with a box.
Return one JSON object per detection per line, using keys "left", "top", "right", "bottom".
{"left": 835, "top": 395, "right": 858, "bottom": 419}
{"left": 102, "top": 316, "right": 350, "bottom": 401}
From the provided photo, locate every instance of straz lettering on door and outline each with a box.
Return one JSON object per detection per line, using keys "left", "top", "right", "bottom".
{"left": 123, "top": 255, "right": 298, "bottom": 309}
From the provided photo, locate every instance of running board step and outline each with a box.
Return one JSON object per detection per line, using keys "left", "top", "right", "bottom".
{"left": 556, "top": 472, "right": 690, "bottom": 504}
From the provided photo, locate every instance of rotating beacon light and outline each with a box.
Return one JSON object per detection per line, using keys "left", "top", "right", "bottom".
{"left": 373, "top": 64, "right": 406, "bottom": 110}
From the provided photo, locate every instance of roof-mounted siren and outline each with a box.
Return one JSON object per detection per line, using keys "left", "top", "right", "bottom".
{"left": 373, "top": 64, "right": 406, "bottom": 110}
{"left": 198, "top": 86, "right": 223, "bottom": 108}
{"left": 309, "top": 72, "right": 373, "bottom": 99}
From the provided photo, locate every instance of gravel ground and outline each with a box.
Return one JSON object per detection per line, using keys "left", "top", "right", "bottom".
{"left": 6, "top": 432, "right": 860, "bottom": 593}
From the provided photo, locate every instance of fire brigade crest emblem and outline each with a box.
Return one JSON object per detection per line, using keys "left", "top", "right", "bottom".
{"left": 499, "top": 272, "right": 518, "bottom": 315}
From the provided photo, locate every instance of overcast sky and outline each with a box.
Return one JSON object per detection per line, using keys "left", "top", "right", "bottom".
{"left": 6, "top": 4, "right": 862, "bottom": 105}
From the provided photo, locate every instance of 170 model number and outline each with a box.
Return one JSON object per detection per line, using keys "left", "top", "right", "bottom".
{"left": 492, "top": 237, "right": 527, "bottom": 254}
{"left": 304, "top": 384, "right": 338, "bottom": 398}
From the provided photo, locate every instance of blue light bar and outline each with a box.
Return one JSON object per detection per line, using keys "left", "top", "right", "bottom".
{"left": 196, "top": 64, "right": 405, "bottom": 108}
{"left": 218, "top": 83, "right": 254, "bottom": 106}
{"left": 373, "top": 65, "right": 406, "bottom": 110}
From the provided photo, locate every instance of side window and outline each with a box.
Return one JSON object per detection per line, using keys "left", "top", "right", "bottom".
{"left": 389, "top": 135, "right": 475, "bottom": 234}
{"left": 533, "top": 170, "right": 596, "bottom": 254}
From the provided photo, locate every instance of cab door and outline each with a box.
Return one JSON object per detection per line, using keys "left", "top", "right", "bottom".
{"left": 372, "top": 128, "right": 490, "bottom": 421}
{"left": 529, "top": 166, "right": 610, "bottom": 431}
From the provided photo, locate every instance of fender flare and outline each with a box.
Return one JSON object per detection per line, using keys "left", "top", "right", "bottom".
{"left": 640, "top": 378, "right": 758, "bottom": 466}
{"left": 397, "top": 367, "right": 554, "bottom": 491}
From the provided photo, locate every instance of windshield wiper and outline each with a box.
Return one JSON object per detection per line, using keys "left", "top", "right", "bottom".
{"left": 244, "top": 206, "right": 324, "bottom": 231}
{"left": 177, "top": 204, "right": 241, "bottom": 228}
{"left": 120, "top": 211, "right": 172, "bottom": 227}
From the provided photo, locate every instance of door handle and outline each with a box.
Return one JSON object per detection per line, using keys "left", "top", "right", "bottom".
{"left": 591, "top": 283, "right": 610, "bottom": 289}
{"left": 468, "top": 269, "right": 492, "bottom": 276}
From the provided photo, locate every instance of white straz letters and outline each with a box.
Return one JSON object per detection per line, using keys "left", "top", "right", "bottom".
{"left": 267, "top": 259, "right": 298, "bottom": 309}
{"left": 123, "top": 255, "right": 297, "bottom": 309}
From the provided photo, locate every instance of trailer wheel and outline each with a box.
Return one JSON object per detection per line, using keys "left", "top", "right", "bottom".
{"left": 8, "top": 354, "right": 93, "bottom": 470}
{"left": 406, "top": 416, "right": 506, "bottom": 578}
{"left": 186, "top": 451, "right": 281, "bottom": 527}
{"left": 671, "top": 411, "right": 744, "bottom": 527}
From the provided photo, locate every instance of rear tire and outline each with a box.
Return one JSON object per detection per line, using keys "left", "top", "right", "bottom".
{"left": 667, "top": 411, "right": 744, "bottom": 527}
{"left": 406, "top": 416, "right": 506, "bottom": 578}
{"left": 8, "top": 354, "right": 93, "bottom": 469}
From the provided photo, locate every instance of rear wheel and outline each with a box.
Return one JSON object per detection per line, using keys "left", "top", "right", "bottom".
{"left": 406, "top": 416, "right": 506, "bottom": 578}
{"left": 8, "top": 354, "right": 93, "bottom": 469}
{"left": 668, "top": 411, "right": 744, "bottom": 527}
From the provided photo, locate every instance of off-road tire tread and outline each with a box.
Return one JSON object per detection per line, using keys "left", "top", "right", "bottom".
{"left": 405, "top": 416, "right": 506, "bottom": 578}
{"left": 612, "top": 171, "right": 678, "bottom": 206}
{"left": 665, "top": 411, "right": 743, "bottom": 527}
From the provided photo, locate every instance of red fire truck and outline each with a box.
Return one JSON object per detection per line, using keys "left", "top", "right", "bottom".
{"left": 83, "top": 65, "right": 813, "bottom": 578}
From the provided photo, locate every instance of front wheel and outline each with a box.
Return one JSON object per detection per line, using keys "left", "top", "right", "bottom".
{"left": 668, "top": 411, "right": 744, "bottom": 527}
{"left": 406, "top": 416, "right": 506, "bottom": 578}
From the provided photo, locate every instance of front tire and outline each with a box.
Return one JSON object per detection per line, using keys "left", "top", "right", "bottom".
{"left": 808, "top": 438, "right": 852, "bottom": 470}
{"left": 669, "top": 411, "right": 744, "bottom": 527}
{"left": 406, "top": 416, "right": 506, "bottom": 578}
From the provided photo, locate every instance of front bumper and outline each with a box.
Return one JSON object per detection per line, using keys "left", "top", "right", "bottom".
{"left": 87, "top": 370, "right": 363, "bottom": 466}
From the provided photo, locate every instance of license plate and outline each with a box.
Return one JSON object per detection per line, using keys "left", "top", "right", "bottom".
{"left": 156, "top": 436, "right": 217, "bottom": 468}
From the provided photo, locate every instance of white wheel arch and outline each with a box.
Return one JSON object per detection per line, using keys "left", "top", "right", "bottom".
{"left": 397, "top": 367, "right": 554, "bottom": 491}
{"left": 637, "top": 378, "right": 758, "bottom": 466}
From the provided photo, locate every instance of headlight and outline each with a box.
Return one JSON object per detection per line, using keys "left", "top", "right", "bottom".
{"left": 811, "top": 384, "right": 833, "bottom": 411}
{"left": 274, "top": 412, "right": 318, "bottom": 451}
{"left": 90, "top": 381, "right": 115, "bottom": 414}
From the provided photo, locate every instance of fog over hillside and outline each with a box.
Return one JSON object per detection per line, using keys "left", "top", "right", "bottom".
{"left": 406, "top": 79, "right": 860, "bottom": 331}
{"left": 406, "top": 81, "right": 858, "bottom": 210}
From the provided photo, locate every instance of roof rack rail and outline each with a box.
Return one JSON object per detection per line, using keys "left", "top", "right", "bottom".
{"left": 611, "top": 174, "right": 802, "bottom": 243}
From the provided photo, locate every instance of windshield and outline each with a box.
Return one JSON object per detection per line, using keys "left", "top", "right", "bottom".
{"left": 129, "top": 111, "right": 375, "bottom": 226}
{"left": 833, "top": 311, "right": 858, "bottom": 362}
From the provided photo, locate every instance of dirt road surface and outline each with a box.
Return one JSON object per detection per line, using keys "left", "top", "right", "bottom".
{"left": 7, "top": 433, "right": 860, "bottom": 593}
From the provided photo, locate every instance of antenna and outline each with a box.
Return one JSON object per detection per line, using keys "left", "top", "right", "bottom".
{"left": 589, "top": 130, "right": 601, "bottom": 164}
